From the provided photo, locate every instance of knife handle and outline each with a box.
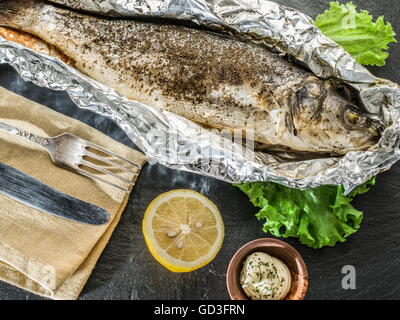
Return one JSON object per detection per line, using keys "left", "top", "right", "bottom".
{"left": 0, "top": 121, "right": 49, "bottom": 147}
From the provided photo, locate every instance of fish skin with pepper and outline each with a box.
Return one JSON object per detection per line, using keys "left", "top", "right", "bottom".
{"left": 48, "top": 0, "right": 101, "bottom": 12}
{"left": 0, "top": 0, "right": 381, "bottom": 154}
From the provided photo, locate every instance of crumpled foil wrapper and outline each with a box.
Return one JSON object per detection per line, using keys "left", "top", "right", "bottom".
{"left": 1, "top": 0, "right": 400, "bottom": 193}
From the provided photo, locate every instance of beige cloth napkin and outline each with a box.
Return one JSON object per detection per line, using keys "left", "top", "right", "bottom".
{"left": 0, "top": 86, "right": 146, "bottom": 299}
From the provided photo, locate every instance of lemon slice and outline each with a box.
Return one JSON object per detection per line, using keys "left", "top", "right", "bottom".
{"left": 142, "top": 189, "right": 224, "bottom": 272}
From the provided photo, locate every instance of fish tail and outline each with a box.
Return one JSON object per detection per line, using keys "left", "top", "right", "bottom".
{"left": 0, "top": 0, "right": 37, "bottom": 27}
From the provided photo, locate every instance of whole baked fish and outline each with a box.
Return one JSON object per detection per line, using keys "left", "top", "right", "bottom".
{"left": 0, "top": 0, "right": 381, "bottom": 154}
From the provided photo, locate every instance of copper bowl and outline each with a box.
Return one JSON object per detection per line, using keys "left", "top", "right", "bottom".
{"left": 226, "top": 238, "right": 308, "bottom": 300}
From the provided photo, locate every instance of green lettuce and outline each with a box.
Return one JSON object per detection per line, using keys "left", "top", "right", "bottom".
{"left": 236, "top": 178, "right": 375, "bottom": 249}
{"left": 315, "top": 1, "right": 396, "bottom": 66}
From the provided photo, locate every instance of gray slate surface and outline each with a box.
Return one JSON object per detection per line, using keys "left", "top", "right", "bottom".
{"left": 0, "top": 0, "right": 399, "bottom": 300}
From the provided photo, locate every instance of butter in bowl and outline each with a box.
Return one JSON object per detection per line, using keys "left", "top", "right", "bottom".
{"left": 226, "top": 238, "right": 308, "bottom": 300}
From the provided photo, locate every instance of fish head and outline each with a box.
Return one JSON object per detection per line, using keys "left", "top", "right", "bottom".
{"left": 292, "top": 80, "right": 382, "bottom": 154}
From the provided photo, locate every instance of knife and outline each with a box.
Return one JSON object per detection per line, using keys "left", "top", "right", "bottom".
{"left": 0, "top": 162, "right": 109, "bottom": 225}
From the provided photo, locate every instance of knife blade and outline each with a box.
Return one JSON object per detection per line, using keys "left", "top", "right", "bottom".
{"left": 0, "top": 162, "right": 109, "bottom": 225}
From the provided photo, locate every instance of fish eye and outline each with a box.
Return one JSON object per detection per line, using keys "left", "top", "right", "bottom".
{"left": 344, "top": 107, "right": 365, "bottom": 126}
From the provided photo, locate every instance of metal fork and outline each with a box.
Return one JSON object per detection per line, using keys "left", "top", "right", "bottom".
{"left": 0, "top": 122, "right": 141, "bottom": 192}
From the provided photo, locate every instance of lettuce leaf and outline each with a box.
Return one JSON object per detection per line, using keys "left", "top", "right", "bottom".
{"left": 236, "top": 178, "right": 375, "bottom": 249}
{"left": 315, "top": 1, "right": 396, "bottom": 66}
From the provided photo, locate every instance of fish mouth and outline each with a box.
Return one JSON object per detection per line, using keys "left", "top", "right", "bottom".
{"left": 367, "top": 118, "right": 384, "bottom": 137}
{"left": 341, "top": 104, "right": 383, "bottom": 137}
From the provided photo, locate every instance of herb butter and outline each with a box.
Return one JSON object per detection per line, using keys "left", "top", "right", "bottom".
{"left": 240, "top": 252, "right": 291, "bottom": 300}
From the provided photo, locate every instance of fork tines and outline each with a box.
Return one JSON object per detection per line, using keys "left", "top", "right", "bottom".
{"left": 75, "top": 141, "right": 141, "bottom": 192}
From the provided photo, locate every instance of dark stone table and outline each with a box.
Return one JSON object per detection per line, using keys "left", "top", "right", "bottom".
{"left": 0, "top": 0, "right": 399, "bottom": 300}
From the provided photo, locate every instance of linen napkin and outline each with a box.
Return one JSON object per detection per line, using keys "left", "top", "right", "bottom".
{"left": 0, "top": 86, "right": 146, "bottom": 299}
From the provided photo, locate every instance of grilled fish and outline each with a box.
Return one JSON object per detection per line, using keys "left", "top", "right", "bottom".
{"left": 0, "top": 0, "right": 381, "bottom": 154}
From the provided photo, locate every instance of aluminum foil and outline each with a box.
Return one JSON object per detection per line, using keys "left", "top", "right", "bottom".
{"left": 1, "top": 0, "right": 400, "bottom": 193}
